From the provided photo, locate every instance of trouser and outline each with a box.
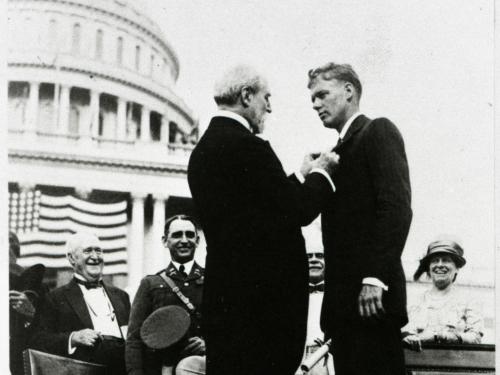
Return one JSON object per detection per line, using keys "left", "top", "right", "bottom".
{"left": 92, "top": 335, "right": 126, "bottom": 375}
{"left": 329, "top": 317, "right": 405, "bottom": 375}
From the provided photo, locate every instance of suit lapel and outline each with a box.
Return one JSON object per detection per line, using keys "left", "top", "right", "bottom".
{"left": 333, "top": 115, "right": 371, "bottom": 152}
{"left": 63, "top": 279, "right": 93, "bottom": 329}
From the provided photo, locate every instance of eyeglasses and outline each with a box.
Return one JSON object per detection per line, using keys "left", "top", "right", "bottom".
{"left": 82, "top": 247, "right": 103, "bottom": 256}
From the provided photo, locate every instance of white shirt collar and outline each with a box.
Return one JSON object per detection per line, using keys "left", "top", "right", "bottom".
{"left": 172, "top": 260, "right": 194, "bottom": 275}
{"left": 338, "top": 111, "right": 362, "bottom": 140}
{"left": 213, "top": 110, "right": 251, "bottom": 132}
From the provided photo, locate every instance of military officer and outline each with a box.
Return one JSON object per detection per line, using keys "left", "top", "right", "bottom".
{"left": 126, "top": 215, "right": 205, "bottom": 375}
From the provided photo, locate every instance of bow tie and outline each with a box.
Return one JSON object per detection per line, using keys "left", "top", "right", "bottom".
{"left": 74, "top": 277, "right": 102, "bottom": 289}
{"left": 309, "top": 283, "right": 325, "bottom": 293}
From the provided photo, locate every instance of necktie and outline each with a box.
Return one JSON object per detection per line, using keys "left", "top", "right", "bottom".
{"left": 309, "top": 283, "right": 325, "bottom": 293}
{"left": 74, "top": 277, "right": 102, "bottom": 289}
{"left": 179, "top": 265, "right": 188, "bottom": 278}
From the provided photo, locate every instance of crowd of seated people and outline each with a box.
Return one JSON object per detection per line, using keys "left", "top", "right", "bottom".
{"left": 9, "top": 222, "right": 486, "bottom": 375}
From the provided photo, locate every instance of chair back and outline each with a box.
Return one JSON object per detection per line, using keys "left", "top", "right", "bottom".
{"left": 23, "top": 349, "right": 106, "bottom": 375}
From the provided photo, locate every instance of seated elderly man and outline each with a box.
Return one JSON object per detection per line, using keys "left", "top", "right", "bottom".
{"left": 402, "top": 240, "right": 483, "bottom": 351}
{"left": 30, "top": 232, "right": 130, "bottom": 375}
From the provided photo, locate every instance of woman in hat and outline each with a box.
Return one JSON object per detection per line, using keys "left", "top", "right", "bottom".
{"left": 402, "top": 240, "right": 483, "bottom": 351}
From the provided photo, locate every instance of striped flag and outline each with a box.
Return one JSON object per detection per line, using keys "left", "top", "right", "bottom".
{"left": 9, "top": 190, "right": 128, "bottom": 275}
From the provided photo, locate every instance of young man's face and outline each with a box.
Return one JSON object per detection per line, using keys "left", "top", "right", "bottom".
{"left": 310, "top": 77, "right": 350, "bottom": 131}
{"left": 163, "top": 219, "right": 199, "bottom": 264}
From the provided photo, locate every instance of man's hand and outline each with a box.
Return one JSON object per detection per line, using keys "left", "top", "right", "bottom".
{"left": 9, "top": 290, "right": 36, "bottom": 318}
{"left": 435, "top": 330, "right": 460, "bottom": 344}
{"left": 71, "top": 329, "right": 101, "bottom": 347}
{"left": 358, "top": 285, "right": 385, "bottom": 318}
{"left": 417, "top": 329, "right": 436, "bottom": 343}
{"left": 311, "top": 152, "right": 340, "bottom": 176}
{"left": 403, "top": 334, "right": 422, "bottom": 352}
{"left": 180, "top": 336, "right": 206, "bottom": 356}
{"left": 300, "top": 153, "right": 317, "bottom": 176}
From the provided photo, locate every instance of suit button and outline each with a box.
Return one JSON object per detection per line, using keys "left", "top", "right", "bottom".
{"left": 184, "top": 282, "right": 189, "bottom": 286}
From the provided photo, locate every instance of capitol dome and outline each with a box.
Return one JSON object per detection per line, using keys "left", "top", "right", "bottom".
{"left": 7, "top": 0, "right": 199, "bottom": 290}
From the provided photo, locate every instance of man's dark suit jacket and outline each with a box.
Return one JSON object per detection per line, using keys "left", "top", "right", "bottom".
{"left": 187, "top": 115, "right": 332, "bottom": 375}
{"left": 320, "top": 115, "right": 412, "bottom": 333}
{"left": 30, "top": 279, "right": 130, "bottom": 366}
{"left": 126, "top": 262, "right": 204, "bottom": 375}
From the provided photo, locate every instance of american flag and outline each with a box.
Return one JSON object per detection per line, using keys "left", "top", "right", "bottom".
{"left": 9, "top": 191, "right": 128, "bottom": 275}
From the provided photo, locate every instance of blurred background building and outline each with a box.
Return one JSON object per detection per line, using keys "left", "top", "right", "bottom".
{"left": 7, "top": 0, "right": 199, "bottom": 293}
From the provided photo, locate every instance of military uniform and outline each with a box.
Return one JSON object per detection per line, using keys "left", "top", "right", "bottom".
{"left": 126, "top": 262, "right": 204, "bottom": 375}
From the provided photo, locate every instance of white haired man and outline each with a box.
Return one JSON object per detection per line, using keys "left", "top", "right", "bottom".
{"left": 188, "top": 65, "right": 339, "bottom": 375}
{"left": 30, "top": 232, "right": 130, "bottom": 375}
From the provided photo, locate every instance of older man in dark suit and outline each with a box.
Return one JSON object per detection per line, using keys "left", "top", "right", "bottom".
{"left": 308, "top": 62, "right": 412, "bottom": 375}
{"left": 188, "top": 65, "right": 339, "bottom": 375}
{"left": 30, "top": 232, "right": 130, "bottom": 375}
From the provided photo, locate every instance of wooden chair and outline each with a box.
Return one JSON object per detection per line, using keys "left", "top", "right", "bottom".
{"left": 23, "top": 349, "right": 106, "bottom": 375}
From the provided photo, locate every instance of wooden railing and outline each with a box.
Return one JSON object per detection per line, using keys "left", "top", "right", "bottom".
{"left": 405, "top": 343, "right": 495, "bottom": 374}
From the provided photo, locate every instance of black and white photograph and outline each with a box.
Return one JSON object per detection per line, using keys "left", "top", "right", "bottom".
{"left": 1, "top": 0, "right": 497, "bottom": 374}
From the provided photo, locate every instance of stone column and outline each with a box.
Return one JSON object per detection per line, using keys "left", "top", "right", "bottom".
{"left": 26, "top": 82, "right": 40, "bottom": 134}
{"left": 161, "top": 114, "right": 169, "bottom": 143}
{"left": 58, "top": 85, "right": 70, "bottom": 134}
{"left": 140, "top": 106, "right": 150, "bottom": 142}
{"left": 90, "top": 90, "right": 100, "bottom": 138}
{"left": 116, "top": 98, "right": 127, "bottom": 140}
{"left": 144, "top": 193, "right": 168, "bottom": 274}
{"left": 128, "top": 192, "right": 147, "bottom": 290}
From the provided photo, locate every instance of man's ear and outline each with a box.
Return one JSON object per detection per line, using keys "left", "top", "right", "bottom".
{"left": 240, "top": 86, "right": 253, "bottom": 107}
{"left": 67, "top": 252, "right": 75, "bottom": 266}
{"left": 344, "top": 82, "right": 354, "bottom": 102}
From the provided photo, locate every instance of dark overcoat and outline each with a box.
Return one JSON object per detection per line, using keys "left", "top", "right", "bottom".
{"left": 187, "top": 116, "right": 332, "bottom": 375}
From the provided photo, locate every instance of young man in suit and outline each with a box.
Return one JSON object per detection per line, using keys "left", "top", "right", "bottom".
{"left": 308, "top": 62, "right": 412, "bottom": 375}
{"left": 188, "top": 65, "right": 339, "bottom": 375}
{"left": 126, "top": 215, "right": 205, "bottom": 375}
{"left": 30, "top": 232, "right": 130, "bottom": 375}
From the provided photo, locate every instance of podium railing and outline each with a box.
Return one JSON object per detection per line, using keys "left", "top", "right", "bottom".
{"left": 405, "top": 343, "right": 495, "bottom": 374}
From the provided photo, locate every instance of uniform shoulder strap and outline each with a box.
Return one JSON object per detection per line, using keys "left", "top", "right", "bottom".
{"left": 158, "top": 272, "right": 196, "bottom": 313}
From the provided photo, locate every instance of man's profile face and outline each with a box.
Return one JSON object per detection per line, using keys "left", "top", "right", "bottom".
{"left": 428, "top": 254, "right": 458, "bottom": 290}
{"left": 246, "top": 84, "right": 272, "bottom": 134}
{"left": 68, "top": 235, "right": 104, "bottom": 282}
{"left": 163, "top": 219, "right": 199, "bottom": 264}
{"left": 310, "top": 77, "right": 349, "bottom": 131}
{"left": 307, "top": 251, "right": 325, "bottom": 284}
